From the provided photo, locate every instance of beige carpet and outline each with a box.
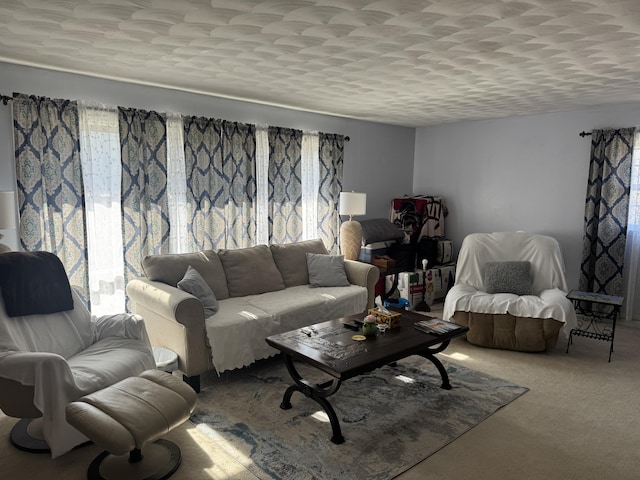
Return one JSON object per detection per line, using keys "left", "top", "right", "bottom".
{"left": 2, "top": 312, "right": 639, "bottom": 480}
{"left": 190, "top": 356, "right": 527, "bottom": 479}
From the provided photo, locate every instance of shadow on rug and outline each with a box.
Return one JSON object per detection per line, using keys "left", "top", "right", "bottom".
{"left": 190, "top": 357, "right": 527, "bottom": 480}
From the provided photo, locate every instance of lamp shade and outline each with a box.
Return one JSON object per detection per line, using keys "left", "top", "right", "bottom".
{"left": 0, "top": 191, "right": 16, "bottom": 229}
{"left": 339, "top": 192, "right": 366, "bottom": 217}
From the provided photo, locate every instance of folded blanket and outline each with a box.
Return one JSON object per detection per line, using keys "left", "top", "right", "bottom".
{"left": 0, "top": 251, "right": 73, "bottom": 317}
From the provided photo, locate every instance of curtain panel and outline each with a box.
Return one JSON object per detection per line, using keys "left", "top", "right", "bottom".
{"left": 183, "top": 116, "right": 256, "bottom": 251}
{"left": 12, "top": 93, "right": 89, "bottom": 303}
{"left": 579, "top": 128, "right": 635, "bottom": 296}
{"left": 623, "top": 132, "right": 640, "bottom": 321}
{"left": 268, "top": 127, "right": 303, "bottom": 244}
{"left": 318, "top": 133, "right": 344, "bottom": 254}
{"left": 118, "top": 107, "right": 170, "bottom": 294}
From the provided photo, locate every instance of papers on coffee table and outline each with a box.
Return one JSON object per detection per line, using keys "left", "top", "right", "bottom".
{"left": 414, "top": 318, "right": 462, "bottom": 335}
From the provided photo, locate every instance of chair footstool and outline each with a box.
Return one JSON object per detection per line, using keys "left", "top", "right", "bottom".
{"left": 66, "top": 370, "right": 197, "bottom": 480}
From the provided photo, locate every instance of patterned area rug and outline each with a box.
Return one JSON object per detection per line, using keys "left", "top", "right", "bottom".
{"left": 190, "top": 356, "right": 527, "bottom": 480}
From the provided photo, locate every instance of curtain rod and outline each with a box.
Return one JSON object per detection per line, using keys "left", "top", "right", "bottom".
{"left": 579, "top": 131, "right": 592, "bottom": 137}
{"left": 0, "top": 92, "right": 351, "bottom": 141}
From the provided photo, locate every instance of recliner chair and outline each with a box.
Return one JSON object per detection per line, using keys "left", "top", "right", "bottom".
{"left": 443, "top": 232, "right": 577, "bottom": 352}
{"left": 0, "top": 251, "right": 155, "bottom": 458}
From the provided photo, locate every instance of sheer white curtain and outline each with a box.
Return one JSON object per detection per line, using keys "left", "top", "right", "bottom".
{"left": 78, "top": 104, "right": 125, "bottom": 316}
{"left": 166, "top": 114, "right": 188, "bottom": 253}
{"left": 255, "top": 126, "right": 270, "bottom": 245}
{"left": 79, "top": 106, "right": 187, "bottom": 314}
{"left": 255, "top": 127, "right": 321, "bottom": 245}
{"left": 623, "top": 131, "right": 640, "bottom": 321}
{"left": 301, "top": 131, "right": 320, "bottom": 240}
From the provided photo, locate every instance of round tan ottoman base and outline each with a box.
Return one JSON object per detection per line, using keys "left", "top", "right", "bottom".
{"left": 88, "top": 439, "right": 181, "bottom": 480}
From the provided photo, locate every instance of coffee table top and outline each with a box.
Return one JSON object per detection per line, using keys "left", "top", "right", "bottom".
{"left": 265, "top": 308, "right": 468, "bottom": 381}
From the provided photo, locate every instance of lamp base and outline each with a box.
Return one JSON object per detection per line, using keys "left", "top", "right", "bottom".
{"left": 340, "top": 220, "right": 362, "bottom": 261}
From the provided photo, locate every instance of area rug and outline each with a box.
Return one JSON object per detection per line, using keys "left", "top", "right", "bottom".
{"left": 190, "top": 357, "right": 527, "bottom": 480}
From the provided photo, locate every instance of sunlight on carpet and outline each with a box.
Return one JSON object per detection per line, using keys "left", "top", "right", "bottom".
{"left": 190, "top": 357, "right": 527, "bottom": 480}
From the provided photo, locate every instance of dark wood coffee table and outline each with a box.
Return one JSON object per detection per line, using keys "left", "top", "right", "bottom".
{"left": 265, "top": 308, "right": 469, "bottom": 444}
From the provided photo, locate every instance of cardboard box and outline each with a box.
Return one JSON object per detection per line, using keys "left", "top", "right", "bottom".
{"left": 398, "top": 272, "right": 429, "bottom": 310}
{"left": 437, "top": 264, "right": 456, "bottom": 297}
{"left": 359, "top": 244, "right": 389, "bottom": 263}
{"left": 423, "top": 268, "right": 441, "bottom": 304}
{"left": 436, "top": 239, "right": 453, "bottom": 264}
{"left": 372, "top": 255, "right": 396, "bottom": 268}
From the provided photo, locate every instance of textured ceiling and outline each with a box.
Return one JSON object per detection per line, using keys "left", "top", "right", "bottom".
{"left": 1, "top": 0, "right": 640, "bottom": 127}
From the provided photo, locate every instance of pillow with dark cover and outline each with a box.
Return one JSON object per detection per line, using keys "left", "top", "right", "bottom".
{"left": 306, "top": 253, "right": 350, "bottom": 287}
{"left": 0, "top": 251, "right": 73, "bottom": 317}
{"left": 484, "top": 261, "right": 532, "bottom": 296}
{"left": 360, "top": 218, "right": 405, "bottom": 245}
{"left": 177, "top": 265, "right": 218, "bottom": 317}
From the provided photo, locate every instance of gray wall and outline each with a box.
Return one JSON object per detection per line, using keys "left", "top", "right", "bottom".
{"left": 4, "top": 62, "right": 639, "bottom": 296}
{"left": 413, "top": 103, "right": 640, "bottom": 291}
{"left": 0, "top": 62, "right": 416, "bottom": 249}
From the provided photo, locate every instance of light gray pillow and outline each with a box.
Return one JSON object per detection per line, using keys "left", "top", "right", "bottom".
{"left": 484, "top": 261, "right": 532, "bottom": 296}
{"left": 270, "top": 239, "right": 329, "bottom": 287}
{"left": 306, "top": 253, "right": 351, "bottom": 288}
{"left": 142, "top": 250, "right": 229, "bottom": 300}
{"left": 177, "top": 265, "right": 219, "bottom": 316}
{"left": 218, "top": 244, "right": 285, "bottom": 297}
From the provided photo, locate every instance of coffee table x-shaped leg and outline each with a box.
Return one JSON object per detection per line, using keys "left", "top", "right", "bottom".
{"left": 278, "top": 340, "right": 453, "bottom": 445}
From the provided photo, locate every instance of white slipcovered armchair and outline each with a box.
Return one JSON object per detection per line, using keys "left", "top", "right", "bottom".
{"left": 443, "top": 232, "right": 577, "bottom": 352}
{"left": 0, "top": 252, "right": 155, "bottom": 458}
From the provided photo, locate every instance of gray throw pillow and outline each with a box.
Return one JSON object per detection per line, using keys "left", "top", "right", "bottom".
{"left": 142, "top": 250, "right": 229, "bottom": 300}
{"left": 218, "top": 244, "right": 285, "bottom": 297}
{"left": 306, "top": 253, "right": 351, "bottom": 288}
{"left": 177, "top": 265, "right": 219, "bottom": 317}
{"left": 270, "top": 239, "right": 329, "bottom": 287}
{"left": 484, "top": 261, "right": 532, "bottom": 296}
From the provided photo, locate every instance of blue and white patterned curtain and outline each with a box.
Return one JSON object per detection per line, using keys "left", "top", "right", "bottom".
{"left": 12, "top": 93, "right": 89, "bottom": 303}
{"left": 119, "top": 107, "right": 170, "bottom": 292}
{"left": 317, "top": 133, "right": 344, "bottom": 254}
{"left": 579, "top": 128, "right": 635, "bottom": 296}
{"left": 268, "top": 127, "right": 303, "bottom": 244}
{"left": 183, "top": 116, "right": 256, "bottom": 250}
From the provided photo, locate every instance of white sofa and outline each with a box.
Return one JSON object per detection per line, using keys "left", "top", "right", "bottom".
{"left": 127, "top": 239, "right": 379, "bottom": 391}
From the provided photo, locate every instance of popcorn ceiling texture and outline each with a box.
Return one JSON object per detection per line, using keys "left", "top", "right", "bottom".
{"left": 0, "top": 0, "right": 639, "bottom": 126}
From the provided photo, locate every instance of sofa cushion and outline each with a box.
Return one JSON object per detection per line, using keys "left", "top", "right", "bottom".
{"left": 218, "top": 245, "right": 285, "bottom": 297}
{"left": 306, "top": 253, "right": 351, "bottom": 287}
{"left": 177, "top": 265, "right": 219, "bottom": 316}
{"left": 484, "top": 261, "right": 532, "bottom": 296}
{"left": 270, "top": 239, "right": 329, "bottom": 287}
{"left": 142, "top": 251, "right": 230, "bottom": 300}
{"left": 205, "top": 284, "right": 368, "bottom": 373}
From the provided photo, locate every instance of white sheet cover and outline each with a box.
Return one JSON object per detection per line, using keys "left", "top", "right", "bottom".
{"left": 204, "top": 284, "right": 367, "bottom": 374}
{"left": 442, "top": 232, "right": 577, "bottom": 331}
{"left": 0, "top": 291, "right": 155, "bottom": 458}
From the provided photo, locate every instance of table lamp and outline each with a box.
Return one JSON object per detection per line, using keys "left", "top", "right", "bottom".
{"left": 339, "top": 191, "right": 366, "bottom": 261}
{"left": 0, "top": 191, "right": 16, "bottom": 253}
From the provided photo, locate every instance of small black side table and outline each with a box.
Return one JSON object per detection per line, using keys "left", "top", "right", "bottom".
{"left": 376, "top": 264, "right": 407, "bottom": 301}
{"left": 565, "top": 290, "right": 624, "bottom": 362}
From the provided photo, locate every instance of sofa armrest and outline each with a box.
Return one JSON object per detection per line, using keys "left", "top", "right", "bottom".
{"left": 127, "top": 278, "right": 205, "bottom": 329}
{"left": 126, "top": 278, "right": 211, "bottom": 377}
{"left": 344, "top": 260, "right": 380, "bottom": 309}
